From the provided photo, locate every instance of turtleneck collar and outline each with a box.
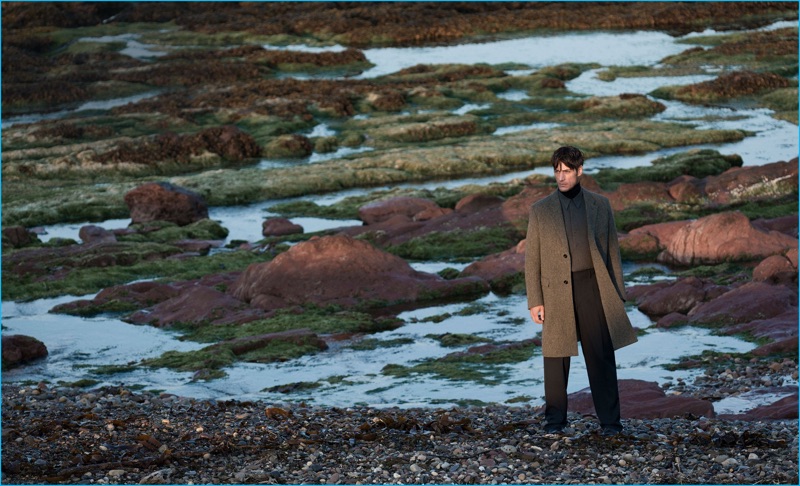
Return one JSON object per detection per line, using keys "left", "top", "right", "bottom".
{"left": 559, "top": 182, "right": 582, "bottom": 199}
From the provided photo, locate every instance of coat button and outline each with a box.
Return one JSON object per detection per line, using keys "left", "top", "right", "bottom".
{"left": 564, "top": 280, "right": 569, "bottom": 284}
{"left": 563, "top": 254, "right": 568, "bottom": 258}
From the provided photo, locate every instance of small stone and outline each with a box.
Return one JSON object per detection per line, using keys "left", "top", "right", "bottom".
{"left": 722, "top": 458, "right": 739, "bottom": 467}
{"left": 108, "top": 470, "right": 125, "bottom": 478}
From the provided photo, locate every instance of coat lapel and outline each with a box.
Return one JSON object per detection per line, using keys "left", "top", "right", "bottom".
{"left": 584, "top": 191, "right": 599, "bottom": 243}
{"left": 543, "top": 192, "right": 569, "bottom": 251}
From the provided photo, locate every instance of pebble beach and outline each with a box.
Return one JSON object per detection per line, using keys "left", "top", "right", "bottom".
{"left": 2, "top": 381, "right": 797, "bottom": 485}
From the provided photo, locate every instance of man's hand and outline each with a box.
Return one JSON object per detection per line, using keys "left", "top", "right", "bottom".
{"left": 530, "top": 305, "right": 545, "bottom": 324}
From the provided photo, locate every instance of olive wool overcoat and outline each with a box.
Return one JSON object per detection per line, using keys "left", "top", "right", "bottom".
{"left": 524, "top": 189, "right": 638, "bottom": 358}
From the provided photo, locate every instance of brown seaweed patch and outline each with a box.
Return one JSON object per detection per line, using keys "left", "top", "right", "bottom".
{"left": 263, "top": 134, "right": 313, "bottom": 159}
{"left": 373, "top": 117, "right": 481, "bottom": 143}
{"left": 31, "top": 122, "right": 115, "bottom": 142}
{"left": 94, "top": 125, "right": 261, "bottom": 166}
{"left": 579, "top": 94, "right": 666, "bottom": 118}
{"left": 674, "top": 71, "right": 792, "bottom": 101}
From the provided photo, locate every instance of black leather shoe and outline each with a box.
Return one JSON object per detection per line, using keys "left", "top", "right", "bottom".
{"left": 544, "top": 424, "right": 565, "bottom": 434}
{"left": 600, "top": 427, "right": 622, "bottom": 437}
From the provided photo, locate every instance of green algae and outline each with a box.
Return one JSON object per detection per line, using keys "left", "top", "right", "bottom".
{"left": 381, "top": 340, "right": 538, "bottom": 385}
{"left": 173, "top": 309, "right": 402, "bottom": 344}
{"left": 117, "top": 219, "right": 229, "bottom": 244}
{"left": 593, "top": 149, "right": 743, "bottom": 190}
{"left": 426, "top": 333, "right": 492, "bottom": 347}
{"left": 675, "top": 263, "right": 752, "bottom": 286}
{"left": 383, "top": 226, "right": 520, "bottom": 262}
{"left": 348, "top": 337, "right": 416, "bottom": 351}
{"left": 141, "top": 337, "right": 324, "bottom": 381}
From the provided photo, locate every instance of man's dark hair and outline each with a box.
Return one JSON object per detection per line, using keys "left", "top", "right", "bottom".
{"left": 551, "top": 146, "right": 584, "bottom": 170}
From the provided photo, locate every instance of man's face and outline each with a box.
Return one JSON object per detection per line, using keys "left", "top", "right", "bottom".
{"left": 554, "top": 162, "right": 582, "bottom": 192}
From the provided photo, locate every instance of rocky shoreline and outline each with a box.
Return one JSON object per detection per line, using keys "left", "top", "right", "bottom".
{"left": 2, "top": 383, "right": 798, "bottom": 485}
{"left": 2, "top": 3, "right": 798, "bottom": 484}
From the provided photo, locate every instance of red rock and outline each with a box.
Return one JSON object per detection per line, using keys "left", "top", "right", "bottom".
{"left": 358, "top": 197, "right": 442, "bottom": 225}
{"left": 628, "top": 220, "right": 690, "bottom": 250}
{"left": 667, "top": 175, "right": 705, "bottom": 203}
{"left": 704, "top": 160, "right": 798, "bottom": 204}
{"left": 461, "top": 240, "right": 525, "bottom": 291}
{"left": 128, "top": 285, "right": 263, "bottom": 328}
{"left": 752, "top": 336, "right": 798, "bottom": 356}
{"left": 454, "top": 194, "right": 504, "bottom": 213}
{"left": 500, "top": 185, "right": 552, "bottom": 224}
{"left": 413, "top": 206, "right": 453, "bottom": 221}
{"left": 568, "top": 379, "right": 714, "bottom": 419}
{"left": 230, "top": 234, "right": 489, "bottom": 310}
{"left": 656, "top": 312, "right": 689, "bottom": 328}
{"left": 51, "top": 281, "right": 181, "bottom": 315}
{"left": 722, "top": 309, "right": 798, "bottom": 344}
{"left": 688, "top": 281, "right": 798, "bottom": 326}
{"left": 718, "top": 392, "right": 798, "bottom": 420}
{"left": 2, "top": 226, "right": 37, "bottom": 248}
{"left": 124, "top": 182, "right": 209, "bottom": 226}
{"left": 752, "top": 255, "right": 796, "bottom": 284}
{"left": 634, "top": 277, "right": 728, "bottom": 317}
{"left": 752, "top": 215, "right": 798, "bottom": 238}
{"left": 659, "top": 211, "right": 797, "bottom": 265}
{"left": 2, "top": 335, "right": 48, "bottom": 368}
{"left": 606, "top": 181, "right": 672, "bottom": 212}
{"left": 173, "top": 239, "right": 223, "bottom": 255}
{"left": 786, "top": 247, "right": 799, "bottom": 268}
{"left": 78, "top": 225, "right": 117, "bottom": 244}
{"left": 262, "top": 217, "right": 303, "bottom": 237}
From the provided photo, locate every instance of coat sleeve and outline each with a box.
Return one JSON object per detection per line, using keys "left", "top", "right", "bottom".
{"left": 605, "top": 199, "right": 627, "bottom": 302}
{"left": 525, "top": 206, "right": 544, "bottom": 309}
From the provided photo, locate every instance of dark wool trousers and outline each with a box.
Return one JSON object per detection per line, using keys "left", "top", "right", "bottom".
{"left": 543, "top": 268, "right": 622, "bottom": 430}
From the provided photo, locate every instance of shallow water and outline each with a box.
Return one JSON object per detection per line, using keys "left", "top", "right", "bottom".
{"left": 1, "top": 291, "right": 758, "bottom": 410}
{"left": 356, "top": 31, "right": 693, "bottom": 79}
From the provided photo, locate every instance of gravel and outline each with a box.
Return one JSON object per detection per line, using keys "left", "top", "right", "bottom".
{"left": 2, "top": 384, "right": 797, "bottom": 484}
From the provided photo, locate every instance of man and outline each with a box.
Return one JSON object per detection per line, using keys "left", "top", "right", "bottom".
{"left": 525, "top": 146, "right": 637, "bottom": 437}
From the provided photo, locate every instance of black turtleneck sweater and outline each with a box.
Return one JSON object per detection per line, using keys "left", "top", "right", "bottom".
{"left": 557, "top": 183, "right": 593, "bottom": 272}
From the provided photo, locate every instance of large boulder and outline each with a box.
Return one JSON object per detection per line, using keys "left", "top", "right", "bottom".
{"left": 124, "top": 182, "right": 209, "bottom": 226}
{"left": 688, "top": 281, "right": 798, "bottom": 326}
{"left": 230, "top": 234, "right": 489, "bottom": 310}
{"left": 79, "top": 225, "right": 117, "bottom": 244}
{"left": 568, "top": 379, "right": 714, "bottom": 419}
{"left": 659, "top": 211, "right": 797, "bottom": 266}
{"left": 606, "top": 181, "right": 672, "bottom": 211}
{"left": 2, "top": 335, "right": 48, "bottom": 369}
{"left": 752, "top": 215, "right": 798, "bottom": 238}
{"left": 2, "top": 226, "right": 38, "bottom": 249}
{"left": 499, "top": 184, "right": 552, "bottom": 225}
{"left": 704, "top": 159, "right": 798, "bottom": 205}
{"left": 262, "top": 217, "right": 303, "bottom": 237}
{"left": 721, "top": 309, "right": 798, "bottom": 346}
{"left": 631, "top": 277, "right": 729, "bottom": 318}
{"left": 752, "top": 254, "right": 797, "bottom": 285}
{"left": 619, "top": 220, "right": 690, "bottom": 258}
{"left": 128, "top": 283, "right": 264, "bottom": 328}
